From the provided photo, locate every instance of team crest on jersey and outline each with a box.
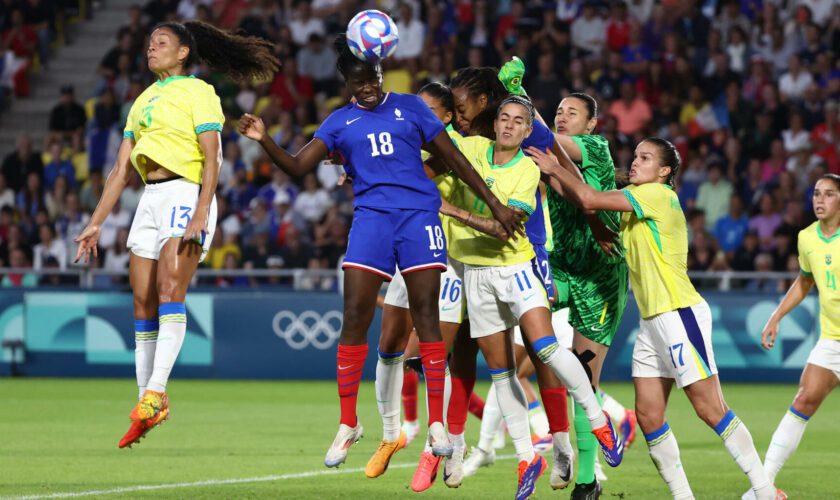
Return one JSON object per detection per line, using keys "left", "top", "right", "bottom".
{"left": 485, "top": 177, "right": 495, "bottom": 188}
{"left": 394, "top": 108, "right": 404, "bottom": 121}
{"left": 827, "top": 254, "right": 833, "bottom": 265}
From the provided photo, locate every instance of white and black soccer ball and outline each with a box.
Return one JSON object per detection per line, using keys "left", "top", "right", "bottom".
{"left": 346, "top": 10, "right": 400, "bottom": 63}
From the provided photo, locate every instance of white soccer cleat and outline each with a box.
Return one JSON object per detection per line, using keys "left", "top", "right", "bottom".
{"left": 550, "top": 438, "right": 575, "bottom": 490}
{"left": 444, "top": 441, "right": 466, "bottom": 488}
{"left": 402, "top": 420, "right": 420, "bottom": 446}
{"left": 428, "top": 422, "right": 453, "bottom": 457}
{"left": 463, "top": 446, "right": 495, "bottom": 476}
{"left": 741, "top": 490, "right": 756, "bottom": 500}
{"left": 324, "top": 422, "right": 364, "bottom": 468}
{"left": 595, "top": 456, "right": 608, "bottom": 482}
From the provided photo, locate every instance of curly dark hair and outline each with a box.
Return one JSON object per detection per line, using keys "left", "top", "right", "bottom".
{"left": 334, "top": 33, "right": 380, "bottom": 80}
{"left": 450, "top": 66, "right": 509, "bottom": 139}
{"left": 154, "top": 21, "right": 279, "bottom": 81}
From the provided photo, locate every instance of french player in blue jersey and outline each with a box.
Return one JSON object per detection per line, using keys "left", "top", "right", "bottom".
{"left": 238, "top": 34, "right": 522, "bottom": 471}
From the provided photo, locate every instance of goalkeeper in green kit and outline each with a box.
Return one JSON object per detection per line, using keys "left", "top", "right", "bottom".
{"left": 500, "top": 58, "right": 636, "bottom": 500}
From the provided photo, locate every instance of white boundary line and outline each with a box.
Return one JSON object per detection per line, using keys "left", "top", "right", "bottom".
{"left": 4, "top": 455, "right": 517, "bottom": 499}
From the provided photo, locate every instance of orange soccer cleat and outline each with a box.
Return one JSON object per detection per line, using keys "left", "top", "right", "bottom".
{"left": 130, "top": 390, "right": 167, "bottom": 421}
{"left": 119, "top": 394, "right": 170, "bottom": 448}
{"left": 365, "top": 431, "right": 407, "bottom": 478}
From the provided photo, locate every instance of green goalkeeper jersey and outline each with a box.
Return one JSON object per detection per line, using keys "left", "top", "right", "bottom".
{"left": 547, "top": 134, "right": 623, "bottom": 274}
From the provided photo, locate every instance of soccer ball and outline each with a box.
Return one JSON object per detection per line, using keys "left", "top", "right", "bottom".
{"left": 346, "top": 10, "right": 400, "bottom": 63}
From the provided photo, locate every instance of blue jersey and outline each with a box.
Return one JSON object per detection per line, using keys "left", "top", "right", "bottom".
{"left": 521, "top": 120, "right": 553, "bottom": 245}
{"left": 314, "top": 92, "right": 445, "bottom": 212}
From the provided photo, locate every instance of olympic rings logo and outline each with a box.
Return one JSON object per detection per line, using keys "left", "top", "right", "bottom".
{"left": 272, "top": 310, "right": 343, "bottom": 350}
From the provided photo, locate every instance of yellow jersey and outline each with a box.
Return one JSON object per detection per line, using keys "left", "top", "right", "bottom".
{"left": 447, "top": 136, "right": 539, "bottom": 267}
{"left": 430, "top": 125, "right": 464, "bottom": 245}
{"left": 124, "top": 75, "right": 224, "bottom": 184}
{"left": 621, "top": 183, "right": 702, "bottom": 318}
{"left": 798, "top": 222, "right": 840, "bottom": 340}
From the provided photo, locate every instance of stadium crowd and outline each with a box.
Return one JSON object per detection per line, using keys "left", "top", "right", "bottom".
{"left": 0, "top": 0, "right": 838, "bottom": 291}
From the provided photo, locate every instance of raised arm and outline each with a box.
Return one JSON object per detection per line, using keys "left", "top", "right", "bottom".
{"left": 424, "top": 130, "right": 524, "bottom": 238}
{"left": 239, "top": 113, "right": 328, "bottom": 177}
{"left": 74, "top": 139, "right": 135, "bottom": 263}
{"left": 761, "top": 274, "right": 816, "bottom": 350}
{"left": 526, "top": 146, "right": 632, "bottom": 213}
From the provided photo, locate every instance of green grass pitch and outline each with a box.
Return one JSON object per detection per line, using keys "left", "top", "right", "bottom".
{"left": 1, "top": 378, "right": 837, "bottom": 499}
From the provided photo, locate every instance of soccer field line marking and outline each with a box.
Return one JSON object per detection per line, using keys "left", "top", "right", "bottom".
{"left": 4, "top": 454, "right": 517, "bottom": 499}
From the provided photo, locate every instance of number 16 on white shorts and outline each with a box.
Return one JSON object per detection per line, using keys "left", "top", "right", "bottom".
{"left": 632, "top": 300, "right": 718, "bottom": 389}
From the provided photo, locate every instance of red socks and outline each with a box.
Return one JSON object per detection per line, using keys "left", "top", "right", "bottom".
{"left": 419, "top": 341, "right": 447, "bottom": 425}
{"left": 468, "top": 391, "right": 485, "bottom": 420}
{"left": 540, "top": 386, "right": 570, "bottom": 433}
{"left": 337, "top": 344, "right": 368, "bottom": 427}
{"left": 448, "top": 377, "right": 475, "bottom": 434}
{"left": 402, "top": 369, "right": 419, "bottom": 422}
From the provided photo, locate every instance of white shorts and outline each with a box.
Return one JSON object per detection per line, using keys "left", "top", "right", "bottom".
{"left": 383, "top": 257, "right": 465, "bottom": 324}
{"left": 465, "top": 262, "right": 549, "bottom": 339}
{"left": 806, "top": 339, "right": 840, "bottom": 380}
{"left": 127, "top": 178, "right": 217, "bottom": 263}
{"left": 514, "top": 307, "right": 574, "bottom": 350}
{"left": 632, "top": 300, "right": 718, "bottom": 389}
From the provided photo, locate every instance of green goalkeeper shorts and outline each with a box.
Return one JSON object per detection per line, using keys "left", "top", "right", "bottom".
{"left": 551, "top": 260, "right": 628, "bottom": 347}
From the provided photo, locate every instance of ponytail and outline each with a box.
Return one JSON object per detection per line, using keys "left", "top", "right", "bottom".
{"left": 154, "top": 21, "right": 279, "bottom": 81}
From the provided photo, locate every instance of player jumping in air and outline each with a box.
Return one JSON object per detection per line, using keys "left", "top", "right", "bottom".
{"left": 238, "top": 34, "right": 521, "bottom": 470}
{"left": 741, "top": 174, "right": 840, "bottom": 500}
{"left": 530, "top": 137, "right": 786, "bottom": 500}
{"left": 74, "top": 21, "right": 278, "bottom": 449}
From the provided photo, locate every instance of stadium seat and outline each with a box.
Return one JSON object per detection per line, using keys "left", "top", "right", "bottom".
{"left": 383, "top": 69, "right": 412, "bottom": 94}
{"left": 303, "top": 123, "right": 319, "bottom": 138}
{"left": 324, "top": 96, "right": 345, "bottom": 112}
{"left": 252, "top": 96, "right": 273, "bottom": 117}
{"left": 72, "top": 152, "right": 89, "bottom": 183}
{"left": 84, "top": 97, "right": 97, "bottom": 121}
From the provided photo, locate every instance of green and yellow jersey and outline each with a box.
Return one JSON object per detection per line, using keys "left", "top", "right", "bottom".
{"left": 798, "top": 222, "right": 840, "bottom": 340}
{"left": 621, "top": 182, "right": 703, "bottom": 319}
{"left": 124, "top": 75, "right": 224, "bottom": 184}
{"left": 447, "top": 136, "right": 539, "bottom": 267}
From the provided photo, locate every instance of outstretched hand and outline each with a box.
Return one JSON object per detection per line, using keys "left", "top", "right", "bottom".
{"left": 73, "top": 225, "right": 101, "bottom": 264}
{"left": 524, "top": 146, "right": 561, "bottom": 176}
{"left": 238, "top": 113, "right": 266, "bottom": 142}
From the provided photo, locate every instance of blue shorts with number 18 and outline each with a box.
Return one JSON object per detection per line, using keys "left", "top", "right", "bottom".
{"left": 342, "top": 207, "right": 448, "bottom": 280}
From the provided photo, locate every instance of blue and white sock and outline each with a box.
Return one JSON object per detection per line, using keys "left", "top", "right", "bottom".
{"left": 134, "top": 318, "right": 158, "bottom": 398}
{"left": 714, "top": 410, "right": 773, "bottom": 499}
{"left": 375, "top": 349, "right": 404, "bottom": 442}
{"left": 645, "top": 422, "right": 694, "bottom": 499}
{"left": 764, "top": 406, "right": 810, "bottom": 483}
{"left": 147, "top": 303, "right": 186, "bottom": 393}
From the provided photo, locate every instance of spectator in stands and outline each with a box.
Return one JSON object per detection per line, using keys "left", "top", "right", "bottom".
{"left": 528, "top": 52, "right": 561, "bottom": 122}
{"left": 269, "top": 58, "right": 313, "bottom": 112}
{"left": 782, "top": 110, "right": 811, "bottom": 155}
{"left": 296, "top": 33, "right": 338, "bottom": 96}
{"left": 47, "top": 85, "right": 86, "bottom": 152}
{"left": 2, "top": 134, "right": 42, "bottom": 192}
{"left": 696, "top": 161, "right": 733, "bottom": 230}
{"left": 103, "top": 227, "right": 130, "bottom": 282}
{"left": 608, "top": 79, "right": 652, "bottom": 136}
{"left": 97, "top": 29, "right": 138, "bottom": 87}
{"left": 745, "top": 253, "right": 778, "bottom": 292}
{"left": 44, "top": 174, "right": 67, "bottom": 219}
{"left": 259, "top": 169, "right": 298, "bottom": 207}
{"left": 55, "top": 191, "right": 88, "bottom": 251}
{"left": 393, "top": 3, "right": 424, "bottom": 75}
{"left": 16, "top": 171, "right": 42, "bottom": 220}
{"left": 750, "top": 192, "right": 784, "bottom": 251}
{"left": 779, "top": 54, "right": 814, "bottom": 102}
{"left": 3, "top": 248, "right": 37, "bottom": 287}
{"left": 289, "top": 1, "right": 325, "bottom": 46}
{"left": 714, "top": 193, "right": 750, "bottom": 256}
{"left": 240, "top": 197, "right": 274, "bottom": 248}
{"left": 278, "top": 224, "right": 312, "bottom": 270}
{"left": 42, "top": 141, "right": 76, "bottom": 190}
{"left": 21, "top": 0, "right": 53, "bottom": 67}
{"left": 0, "top": 173, "right": 14, "bottom": 210}
{"left": 33, "top": 222, "right": 66, "bottom": 270}
{"left": 79, "top": 170, "right": 103, "bottom": 213}
{"left": 570, "top": 2, "right": 605, "bottom": 57}
{"left": 119, "top": 172, "right": 142, "bottom": 214}
{"left": 810, "top": 102, "right": 839, "bottom": 172}
{"left": 97, "top": 198, "right": 130, "bottom": 252}
{"left": 293, "top": 173, "right": 331, "bottom": 225}
{"left": 1, "top": 9, "right": 35, "bottom": 97}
